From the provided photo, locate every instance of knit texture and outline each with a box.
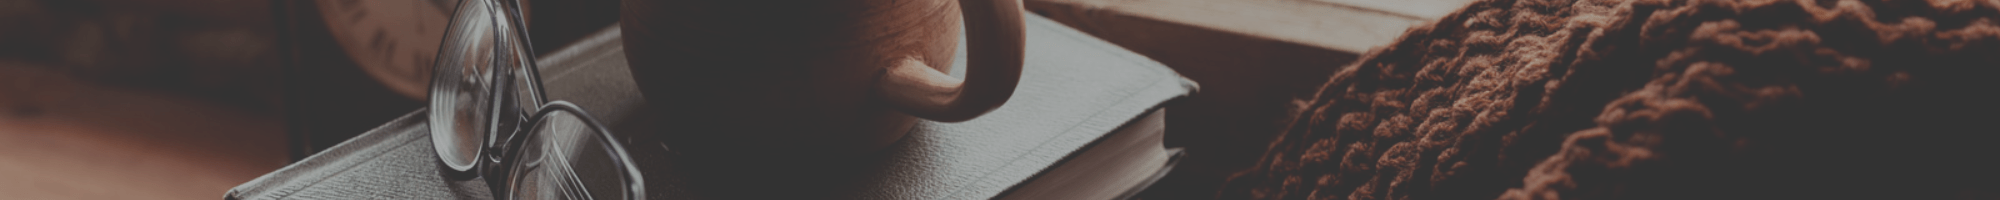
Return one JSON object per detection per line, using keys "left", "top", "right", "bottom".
{"left": 1222, "top": 0, "right": 2000, "bottom": 199}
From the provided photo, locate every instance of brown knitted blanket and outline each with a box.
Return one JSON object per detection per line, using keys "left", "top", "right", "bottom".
{"left": 1221, "top": 0, "right": 2000, "bottom": 199}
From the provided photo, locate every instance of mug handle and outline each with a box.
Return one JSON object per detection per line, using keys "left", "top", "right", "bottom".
{"left": 877, "top": 0, "right": 1025, "bottom": 122}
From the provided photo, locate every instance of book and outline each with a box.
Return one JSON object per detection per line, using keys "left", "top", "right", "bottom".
{"left": 998, "top": 109, "right": 1183, "bottom": 200}
{"left": 227, "top": 12, "right": 1196, "bottom": 200}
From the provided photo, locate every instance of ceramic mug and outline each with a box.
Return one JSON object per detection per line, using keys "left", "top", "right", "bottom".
{"left": 619, "top": 0, "right": 1023, "bottom": 162}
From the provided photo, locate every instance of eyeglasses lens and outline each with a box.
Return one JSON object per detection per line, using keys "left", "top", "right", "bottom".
{"left": 505, "top": 110, "right": 637, "bottom": 200}
{"left": 428, "top": 0, "right": 501, "bottom": 172}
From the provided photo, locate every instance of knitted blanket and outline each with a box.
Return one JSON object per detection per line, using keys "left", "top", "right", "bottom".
{"left": 1222, "top": 0, "right": 2000, "bottom": 199}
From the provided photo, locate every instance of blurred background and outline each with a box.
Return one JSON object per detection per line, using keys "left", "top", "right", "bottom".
{"left": 1, "top": 0, "right": 287, "bottom": 199}
{"left": 0, "top": 0, "right": 1467, "bottom": 199}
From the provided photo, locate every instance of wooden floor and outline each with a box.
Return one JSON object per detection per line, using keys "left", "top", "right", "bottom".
{"left": 0, "top": 64, "right": 288, "bottom": 199}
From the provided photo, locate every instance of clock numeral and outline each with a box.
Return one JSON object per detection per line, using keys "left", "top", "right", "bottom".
{"left": 413, "top": 52, "right": 434, "bottom": 78}
{"left": 347, "top": 8, "right": 369, "bottom": 23}
{"left": 368, "top": 29, "right": 390, "bottom": 52}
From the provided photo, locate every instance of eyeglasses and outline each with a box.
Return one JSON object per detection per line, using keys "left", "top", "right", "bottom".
{"left": 426, "top": 0, "right": 644, "bottom": 199}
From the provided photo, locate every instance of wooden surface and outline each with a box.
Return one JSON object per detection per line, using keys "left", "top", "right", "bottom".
{"left": 1031, "top": 0, "right": 1430, "bottom": 53}
{"left": 0, "top": 0, "right": 293, "bottom": 199}
{"left": 1022, "top": 0, "right": 1476, "bottom": 199}
{"left": 0, "top": 64, "right": 288, "bottom": 199}
{"left": 1311, "top": 0, "right": 1480, "bottom": 20}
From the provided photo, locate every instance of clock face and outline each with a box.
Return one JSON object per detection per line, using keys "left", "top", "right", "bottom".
{"left": 317, "top": 0, "right": 460, "bottom": 100}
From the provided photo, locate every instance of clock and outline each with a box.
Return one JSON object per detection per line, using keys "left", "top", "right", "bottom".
{"left": 316, "top": 0, "right": 460, "bottom": 100}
